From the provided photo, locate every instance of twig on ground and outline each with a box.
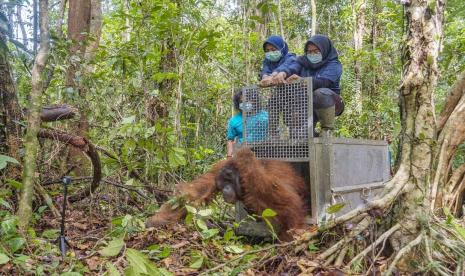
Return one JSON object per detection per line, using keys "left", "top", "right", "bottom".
{"left": 36, "top": 182, "right": 61, "bottom": 217}
{"left": 200, "top": 240, "right": 296, "bottom": 275}
{"left": 335, "top": 245, "right": 349, "bottom": 267}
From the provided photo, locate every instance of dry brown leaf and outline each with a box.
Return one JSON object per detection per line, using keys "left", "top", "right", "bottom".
{"left": 85, "top": 256, "right": 101, "bottom": 271}
{"left": 172, "top": 240, "right": 189, "bottom": 249}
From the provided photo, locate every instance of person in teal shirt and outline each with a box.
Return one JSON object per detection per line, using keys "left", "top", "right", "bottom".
{"left": 226, "top": 90, "right": 268, "bottom": 158}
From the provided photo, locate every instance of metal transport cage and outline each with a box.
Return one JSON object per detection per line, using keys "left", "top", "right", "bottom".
{"left": 236, "top": 78, "right": 390, "bottom": 225}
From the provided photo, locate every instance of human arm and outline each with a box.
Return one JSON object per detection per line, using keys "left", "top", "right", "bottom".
{"left": 226, "top": 140, "right": 235, "bottom": 158}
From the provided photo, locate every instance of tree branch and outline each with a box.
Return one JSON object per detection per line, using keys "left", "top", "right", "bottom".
{"left": 437, "top": 71, "right": 465, "bottom": 133}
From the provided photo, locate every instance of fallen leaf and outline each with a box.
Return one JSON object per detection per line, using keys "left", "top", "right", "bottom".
{"left": 172, "top": 241, "right": 189, "bottom": 249}
{"left": 86, "top": 256, "right": 101, "bottom": 271}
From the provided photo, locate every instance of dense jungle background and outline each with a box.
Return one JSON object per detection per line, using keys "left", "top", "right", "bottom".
{"left": 1, "top": 0, "right": 465, "bottom": 274}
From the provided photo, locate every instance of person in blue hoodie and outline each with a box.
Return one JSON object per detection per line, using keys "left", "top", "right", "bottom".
{"left": 226, "top": 89, "right": 269, "bottom": 158}
{"left": 259, "top": 35, "right": 299, "bottom": 87}
{"left": 287, "top": 34, "right": 344, "bottom": 136}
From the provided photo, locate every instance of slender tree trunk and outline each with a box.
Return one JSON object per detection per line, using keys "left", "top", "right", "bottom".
{"left": 352, "top": 0, "right": 366, "bottom": 113}
{"left": 0, "top": 38, "right": 23, "bottom": 181}
{"left": 65, "top": 0, "right": 92, "bottom": 172}
{"left": 16, "top": 5, "right": 28, "bottom": 47}
{"left": 17, "top": 0, "right": 50, "bottom": 231}
{"left": 33, "top": 0, "right": 38, "bottom": 53}
{"left": 310, "top": 0, "right": 317, "bottom": 35}
{"left": 123, "top": 0, "right": 131, "bottom": 42}
{"left": 276, "top": 0, "right": 285, "bottom": 39}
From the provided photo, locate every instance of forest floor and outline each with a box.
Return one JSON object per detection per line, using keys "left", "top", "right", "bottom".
{"left": 8, "top": 200, "right": 342, "bottom": 275}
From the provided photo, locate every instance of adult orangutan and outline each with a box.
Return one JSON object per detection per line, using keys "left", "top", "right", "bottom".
{"left": 146, "top": 148, "right": 309, "bottom": 240}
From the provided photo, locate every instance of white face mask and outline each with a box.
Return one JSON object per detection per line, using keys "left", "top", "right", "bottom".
{"left": 239, "top": 102, "right": 253, "bottom": 112}
{"left": 306, "top": 53, "right": 323, "bottom": 63}
{"left": 265, "top": 51, "right": 282, "bottom": 62}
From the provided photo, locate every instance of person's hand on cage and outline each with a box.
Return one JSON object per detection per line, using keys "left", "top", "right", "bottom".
{"left": 259, "top": 75, "right": 274, "bottom": 87}
{"left": 272, "top": 72, "right": 287, "bottom": 85}
{"left": 286, "top": 74, "right": 301, "bottom": 83}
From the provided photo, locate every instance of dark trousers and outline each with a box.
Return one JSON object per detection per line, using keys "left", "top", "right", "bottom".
{"left": 268, "top": 87, "right": 344, "bottom": 137}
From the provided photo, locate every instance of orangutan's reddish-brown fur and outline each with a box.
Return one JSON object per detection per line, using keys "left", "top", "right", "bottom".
{"left": 146, "top": 148, "right": 309, "bottom": 241}
{"left": 145, "top": 160, "right": 227, "bottom": 228}
{"left": 231, "top": 148, "right": 308, "bottom": 240}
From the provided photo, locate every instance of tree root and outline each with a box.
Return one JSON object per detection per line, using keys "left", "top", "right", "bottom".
{"left": 319, "top": 217, "right": 371, "bottom": 261}
{"left": 385, "top": 233, "right": 423, "bottom": 275}
{"left": 347, "top": 223, "right": 400, "bottom": 267}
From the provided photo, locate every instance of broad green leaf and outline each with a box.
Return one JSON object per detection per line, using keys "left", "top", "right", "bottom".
{"left": 60, "top": 272, "right": 82, "bottom": 276}
{"left": 327, "top": 203, "right": 346, "bottom": 214}
{"left": 185, "top": 205, "right": 197, "bottom": 214}
{"left": 0, "top": 154, "right": 19, "bottom": 170}
{"left": 224, "top": 245, "right": 244, "bottom": 254}
{"left": 223, "top": 228, "right": 234, "bottom": 242}
{"left": 453, "top": 223, "right": 465, "bottom": 241}
{"left": 41, "top": 229, "right": 59, "bottom": 239}
{"left": 197, "top": 208, "right": 213, "bottom": 217}
{"left": 99, "top": 238, "right": 125, "bottom": 257}
{"left": 262, "top": 208, "right": 277, "bottom": 218}
{"left": 0, "top": 253, "right": 10, "bottom": 265}
{"left": 201, "top": 228, "right": 219, "bottom": 240}
{"left": 5, "top": 179, "right": 22, "bottom": 189}
{"left": 125, "top": 249, "right": 148, "bottom": 274}
{"left": 196, "top": 219, "right": 208, "bottom": 231}
{"left": 157, "top": 246, "right": 171, "bottom": 259}
{"left": 308, "top": 243, "right": 319, "bottom": 252}
{"left": 105, "top": 262, "right": 120, "bottom": 276}
{"left": 7, "top": 237, "right": 25, "bottom": 253}
{"left": 189, "top": 256, "right": 204, "bottom": 269}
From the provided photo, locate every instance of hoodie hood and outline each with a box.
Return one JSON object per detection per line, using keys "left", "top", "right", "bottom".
{"left": 263, "top": 35, "right": 289, "bottom": 58}
{"left": 299, "top": 34, "right": 339, "bottom": 69}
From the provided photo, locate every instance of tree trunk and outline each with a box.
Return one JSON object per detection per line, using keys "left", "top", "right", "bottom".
{"left": 0, "top": 35, "right": 23, "bottom": 181}
{"left": 17, "top": 0, "right": 50, "bottom": 231}
{"left": 352, "top": 0, "right": 366, "bottom": 113}
{"left": 33, "top": 0, "right": 38, "bottom": 53}
{"left": 310, "top": 0, "right": 317, "bottom": 35}
{"left": 65, "top": 0, "right": 94, "bottom": 174}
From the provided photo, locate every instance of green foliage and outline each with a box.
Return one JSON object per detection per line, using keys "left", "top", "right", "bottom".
{"left": 0, "top": 154, "right": 19, "bottom": 170}
{"left": 99, "top": 237, "right": 125, "bottom": 257}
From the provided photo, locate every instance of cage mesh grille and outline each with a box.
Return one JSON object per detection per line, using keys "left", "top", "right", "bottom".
{"left": 242, "top": 78, "right": 312, "bottom": 159}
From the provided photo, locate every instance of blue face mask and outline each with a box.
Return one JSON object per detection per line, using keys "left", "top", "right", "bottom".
{"left": 265, "top": 51, "right": 282, "bottom": 62}
{"left": 239, "top": 102, "right": 253, "bottom": 112}
{"left": 306, "top": 53, "right": 323, "bottom": 64}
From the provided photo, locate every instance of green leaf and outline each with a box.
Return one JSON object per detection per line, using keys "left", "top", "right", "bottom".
{"left": 5, "top": 179, "right": 22, "bottom": 189}
{"left": 105, "top": 262, "right": 121, "bottom": 276}
{"left": 197, "top": 208, "right": 213, "bottom": 217}
{"left": 453, "top": 223, "right": 465, "bottom": 241}
{"left": 185, "top": 205, "right": 197, "bottom": 214}
{"left": 201, "top": 228, "right": 219, "bottom": 240}
{"left": 125, "top": 249, "right": 147, "bottom": 274}
{"left": 308, "top": 243, "right": 319, "bottom": 252}
{"left": 41, "top": 229, "right": 60, "bottom": 239}
{"left": 189, "top": 256, "right": 204, "bottom": 269}
{"left": 327, "top": 203, "right": 346, "bottom": 214}
{"left": 157, "top": 246, "right": 171, "bottom": 259}
{"left": 196, "top": 219, "right": 208, "bottom": 231}
{"left": 60, "top": 272, "right": 82, "bottom": 276}
{"left": 0, "top": 154, "right": 19, "bottom": 170}
{"left": 224, "top": 245, "right": 244, "bottom": 254}
{"left": 262, "top": 208, "right": 277, "bottom": 218}
{"left": 99, "top": 237, "right": 125, "bottom": 257}
{"left": 6, "top": 237, "right": 25, "bottom": 253}
{"left": 223, "top": 228, "right": 234, "bottom": 242}
{"left": 0, "top": 253, "right": 10, "bottom": 265}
